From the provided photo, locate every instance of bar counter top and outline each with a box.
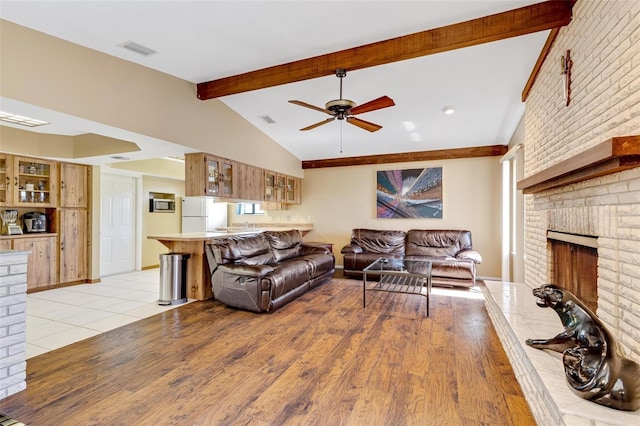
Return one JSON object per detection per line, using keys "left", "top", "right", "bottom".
{"left": 147, "top": 225, "right": 313, "bottom": 301}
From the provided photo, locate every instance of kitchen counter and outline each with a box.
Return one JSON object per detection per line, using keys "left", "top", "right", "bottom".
{"left": 147, "top": 225, "right": 313, "bottom": 300}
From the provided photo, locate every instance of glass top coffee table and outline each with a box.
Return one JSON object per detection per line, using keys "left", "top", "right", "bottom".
{"left": 363, "top": 257, "right": 432, "bottom": 317}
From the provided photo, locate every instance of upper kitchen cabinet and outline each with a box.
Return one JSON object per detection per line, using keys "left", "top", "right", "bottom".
{"left": 11, "top": 156, "right": 57, "bottom": 207}
{"left": 235, "top": 162, "right": 264, "bottom": 201}
{"left": 0, "top": 154, "right": 13, "bottom": 206}
{"left": 264, "top": 172, "right": 301, "bottom": 205}
{"left": 263, "top": 170, "right": 280, "bottom": 202}
{"left": 284, "top": 175, "right": 302, "bottom": 205}
{"left": 59, "top": 163, "right": 89, "bottom": 208}
{"left": 185, "top": 153, "right": 235, "bottom": 198}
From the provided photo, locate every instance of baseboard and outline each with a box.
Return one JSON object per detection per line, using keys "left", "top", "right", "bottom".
{"left": 142, "top": 265, "right": 160, "bottom": 270}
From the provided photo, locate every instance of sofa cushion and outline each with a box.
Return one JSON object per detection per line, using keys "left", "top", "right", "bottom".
{"left": 269, "top": 258, "right": 311, "bottom": 299}
{"left": 350, "top": 229, "right": 406, "bottom": 255}
{"left": 264, "top": 230, "right": 302, "bottom": 262}
{"left": 213, "top": 234, "right": 276, "bottom": 265}
{"left": 405, "top": 230, "right": 472, "bottom": 257}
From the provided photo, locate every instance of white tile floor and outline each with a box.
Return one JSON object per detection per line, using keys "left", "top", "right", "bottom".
{"left": 26, "top": 269, "right": 191, "bottom": 359}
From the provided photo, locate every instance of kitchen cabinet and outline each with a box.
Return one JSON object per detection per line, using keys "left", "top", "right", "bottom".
{"left": 235, "top": 162, "right": 264, "bottom": 201}
{"left": 60, "top": 163, "right": 89, "bottom": 208}
{"left": 185, "top": 153, "right": 235, "bottom": 198}
{"left": 185, "top": 152, "right": 303, "bottom": 205}
{"left": 11, "top": 156, "right": 57, "bottom": 207}
{"left": 264, "top": 171, "right": 287, "bottom": 202}
{"left": 283, "top": 175, "right": 302, "bottom": 204}
{"left": 0, "top": 154, "right": 13, "bottom": 206}
{"left": 11, "top": 235, "right": 57, "bottom": 291}
{"left": 264, "top": 172, "right": 301, "bottom": 205}
{"left": 59, "top": 209, "right": 88, "bottom": 283}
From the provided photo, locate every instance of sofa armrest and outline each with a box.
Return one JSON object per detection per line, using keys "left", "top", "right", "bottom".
{"left": 217, "top": 263, "right": 275, "bottom": 278}
{"left": 301, "top": 244, "right": 330, "bottom": 255}
{"left": 456, "top": 250, "right": 482, "bottom": 264}
{"left": 341, "top": 244, "right": 363, "bottom": 254}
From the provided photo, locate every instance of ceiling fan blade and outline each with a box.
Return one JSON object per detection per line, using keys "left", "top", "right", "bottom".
{"left": 346, "top": 117, "right": 382, "bottom": 132}
{"left": 288, "top": 100, "right": 333, "bottom": 115}
{"left": 300, "top": 117, "right": 335, "bottom": 131}
{"left": 349, "top": 96, "right": 395, "bottom": 115}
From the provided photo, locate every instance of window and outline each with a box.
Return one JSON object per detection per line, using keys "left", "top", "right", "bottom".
{"left": 236, "top": 203, "right": 264, "bottom": 215}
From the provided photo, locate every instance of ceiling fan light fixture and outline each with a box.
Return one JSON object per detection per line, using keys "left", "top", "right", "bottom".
{"left": 442, "top": 105, "right": 456, "bottom": 115}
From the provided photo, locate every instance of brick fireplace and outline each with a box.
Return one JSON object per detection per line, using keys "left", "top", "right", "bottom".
{"left": 486, "top": 1, "right": 640, "bottom": 423}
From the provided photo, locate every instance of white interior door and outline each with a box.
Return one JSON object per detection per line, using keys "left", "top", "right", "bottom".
{"left": 101, "top": 173, "right": 136, "bottom": 276}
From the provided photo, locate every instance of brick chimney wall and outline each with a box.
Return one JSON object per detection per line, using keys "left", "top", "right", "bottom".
{"left": 523, "top": 0, "right": 640, "bottom": 359}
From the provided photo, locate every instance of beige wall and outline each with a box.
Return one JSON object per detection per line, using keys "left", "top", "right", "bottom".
{"left": 141, "top": 177, "right": 185, "bottom": 268}
{"left": 0, "top": 19, "right": 301, "bottom": 177}
{"left": 279, "top": 156, "right": 502, "bottom": 278}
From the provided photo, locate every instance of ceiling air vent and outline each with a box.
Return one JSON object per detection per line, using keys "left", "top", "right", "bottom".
{"left": 119, "top": 41, "right": 157, "bottom": 57}
{"left": 259, "top": 115, "right": 276, "bottom": 124}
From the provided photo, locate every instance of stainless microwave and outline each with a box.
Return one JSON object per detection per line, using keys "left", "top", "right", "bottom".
{"left": 150, "top": 198, "right": 176, "bottom": 213}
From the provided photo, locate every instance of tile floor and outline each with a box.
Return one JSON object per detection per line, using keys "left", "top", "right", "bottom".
{"left": 26, "top": 268, "right": 190, "bottom": 359}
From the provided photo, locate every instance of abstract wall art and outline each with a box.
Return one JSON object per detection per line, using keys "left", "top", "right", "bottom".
{"left": 376, "top": 167, "right": 443, "bottom": 219}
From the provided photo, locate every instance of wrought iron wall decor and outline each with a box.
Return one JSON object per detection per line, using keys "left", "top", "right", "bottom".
{"left": 376, "top": 167, "right": 443, "bottom": 219}
{"left": 526, "top": 284, "right": 640, "bottom": 411}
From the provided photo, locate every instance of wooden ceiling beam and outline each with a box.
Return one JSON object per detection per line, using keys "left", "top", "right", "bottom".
{"left": 301, "top": 145, "right": 508, "bottom": 169}
{"left": 197, "top": 1, "right": 573, "bottom": 100}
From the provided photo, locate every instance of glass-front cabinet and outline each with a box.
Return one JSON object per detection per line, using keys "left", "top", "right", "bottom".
{"left": 0, "top": 154, "right": 12, "bottom": 206}
{"left": 264, "top": 170, "right": 281, "bottom": 202}
{"left": 284, "top": 176, "right": 301, "bottom": 204}
{"left": 12, "top": 156, "right": 57, "bottom": 207}
{"left": 206, "top": 156, "right": 234, "bottom": 198}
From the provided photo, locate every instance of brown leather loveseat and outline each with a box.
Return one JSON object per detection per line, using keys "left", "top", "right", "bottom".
{"left": 205, "top": 229, "right": 335, "bottom": 312}
{"left": 341, "top": 229, "right": 482, "bottom": 287}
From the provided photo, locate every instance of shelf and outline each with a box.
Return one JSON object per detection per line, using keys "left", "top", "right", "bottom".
{"left": 517, "top": 135, "right": 640, "bottom": 194}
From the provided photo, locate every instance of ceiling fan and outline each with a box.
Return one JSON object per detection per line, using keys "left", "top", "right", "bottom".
{"left": 289, "top": 69, "right": 395, "bottom": 132}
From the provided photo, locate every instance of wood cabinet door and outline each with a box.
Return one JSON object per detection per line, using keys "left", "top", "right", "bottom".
{"left": 59, "top": 209, "right": 88, "bottom": 283}
{"left": 12, "top": 156, "right": 57, "bottom": 207}
{"left": 60, "top": 163, "right": 88, "bottom": 208}
{"left": 235, "top": 163, "right": 264, "bottom": 201}
{"left": 0, "top": 153, "right": 13, "bottom": 206}
{"left": 12, "top": 236, "right": 57, "bottom": 290}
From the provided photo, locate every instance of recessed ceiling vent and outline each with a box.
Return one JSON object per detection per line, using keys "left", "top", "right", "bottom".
{"left": 259, "top": 115, "right": 276, "bottom": 124}
{"left": 119, "top": 41, "right": 157, "bottom": 56}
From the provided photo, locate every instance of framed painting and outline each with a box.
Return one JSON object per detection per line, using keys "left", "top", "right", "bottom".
{"left": 376, "top": 167, "right": 443, "bottom": 218}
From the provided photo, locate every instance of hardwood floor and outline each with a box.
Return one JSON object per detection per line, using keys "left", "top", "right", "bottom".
{"left": 0, "top": 278, "right": 535, "bottom": 425}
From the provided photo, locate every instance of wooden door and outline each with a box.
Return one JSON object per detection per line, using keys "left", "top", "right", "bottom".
{"left": 12, "top": 236, "right": 57, "bottom": 290}
{"left": 60, "top": 209, "right": 88, "bottom": 283}
{"left": 60, "top": 163, "right": 88, "bottom": 208}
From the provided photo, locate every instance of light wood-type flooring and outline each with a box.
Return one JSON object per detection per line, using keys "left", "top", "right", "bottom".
{"left": 0, "top": 278, "right": 535, "bottom": 425}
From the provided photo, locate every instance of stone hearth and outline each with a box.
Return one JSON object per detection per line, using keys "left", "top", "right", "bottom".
{"left": 483, "top": 280, "right": 640, "bottom": 426}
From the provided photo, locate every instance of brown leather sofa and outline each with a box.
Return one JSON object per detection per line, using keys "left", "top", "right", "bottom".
{"left": 341, "top": 229, "right": 482, "bottom": 287}
{"left": 205, "top": 229, "right": 335, "bottom": 312}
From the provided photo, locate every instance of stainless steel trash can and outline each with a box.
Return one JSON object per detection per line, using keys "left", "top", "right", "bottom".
{"left": 158, "top": 253, "right": 190, "bottom": 305}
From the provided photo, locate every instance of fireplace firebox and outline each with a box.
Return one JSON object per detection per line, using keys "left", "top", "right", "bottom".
{"left": 547, "top": 231, "right": 598, "bottom": 312}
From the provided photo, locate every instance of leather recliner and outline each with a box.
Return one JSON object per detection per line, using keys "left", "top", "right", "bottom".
{"left": 205, "top": 230, "right": 335, "bottom": 312}
{"left": 341, "top": 229, "right": 482, "bottom": 287}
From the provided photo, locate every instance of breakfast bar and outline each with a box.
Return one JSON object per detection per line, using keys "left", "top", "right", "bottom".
{"left": 148, "top": 224, "right": 313, "bottom": 300}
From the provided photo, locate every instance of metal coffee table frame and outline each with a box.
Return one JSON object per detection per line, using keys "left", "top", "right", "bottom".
{"left": 363, "top": 257, "right": 432, "bottom": 317}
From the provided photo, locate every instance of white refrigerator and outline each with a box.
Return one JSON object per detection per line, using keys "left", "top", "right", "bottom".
{"left": 181, "top": 196, "right": 227, "bottom": 232}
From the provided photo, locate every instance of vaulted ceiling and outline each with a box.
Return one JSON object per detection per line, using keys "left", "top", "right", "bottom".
{"left": 0, "top": 1, "right": 573, "bottom": 164}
